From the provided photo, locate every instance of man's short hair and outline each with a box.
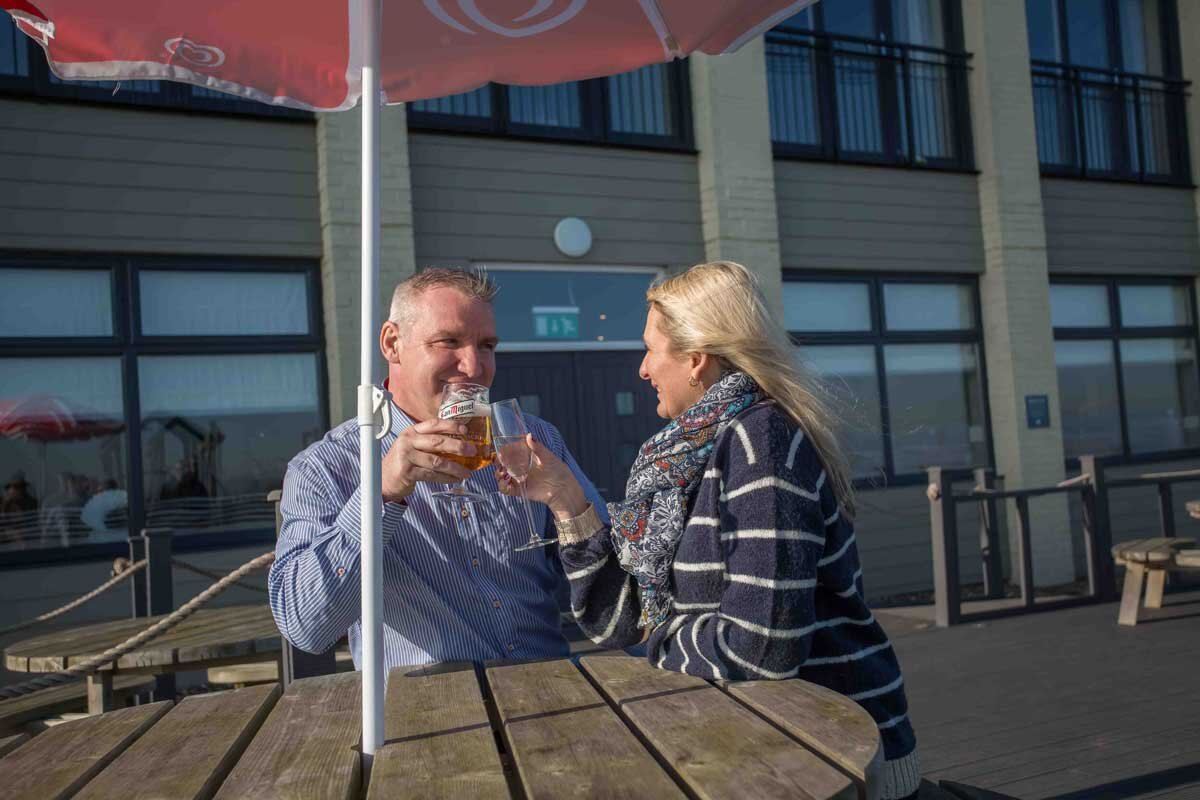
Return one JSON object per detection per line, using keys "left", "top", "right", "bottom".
{"left": 388, "top": 267, "right": 498, "bottom": 331}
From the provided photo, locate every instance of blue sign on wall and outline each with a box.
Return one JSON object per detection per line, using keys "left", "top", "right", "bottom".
{"left": 1025, "top": 394, "right": 1050, "bottom": 429}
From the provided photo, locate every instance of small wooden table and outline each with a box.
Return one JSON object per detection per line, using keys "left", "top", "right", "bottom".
{"left": 4, "top": 605, "right": 280, "bottom": 713}
{"left": 0, "top": 655, "right": 883, "bottom": 800}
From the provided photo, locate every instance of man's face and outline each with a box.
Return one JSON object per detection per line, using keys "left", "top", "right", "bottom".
{"left": 382, "top": 286, "right": 499, "bottom": 421}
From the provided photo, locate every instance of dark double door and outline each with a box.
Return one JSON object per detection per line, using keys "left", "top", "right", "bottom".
{"left": 492, "top": 351, "right": 662, "bottom": 501}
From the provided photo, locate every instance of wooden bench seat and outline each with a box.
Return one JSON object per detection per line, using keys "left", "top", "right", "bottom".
{"left": 0, "top": 675, "right": 156, "bottom": 735}
{"left": 206, "top": 648, "right": 353, "bottom": 687}
{"left": 1112, "top": 537, "right": 1199, "bottom": 626}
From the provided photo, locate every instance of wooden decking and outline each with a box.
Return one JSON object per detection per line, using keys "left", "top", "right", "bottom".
{"left": 884, "top": 589, "right": 1200, "bottom": 799}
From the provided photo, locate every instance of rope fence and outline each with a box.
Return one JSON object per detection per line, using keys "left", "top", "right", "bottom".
{"left": 0, "top": 559, "right": 147, "bottom": 639}
{"left": 0, "top": 551, "right": 276, "bottom": 700}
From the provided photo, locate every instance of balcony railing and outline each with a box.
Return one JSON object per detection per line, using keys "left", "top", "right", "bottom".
{"left": 766, "top": 29, "right": 974, "bottom": 170}
{"left": 1032, "top": 60, "right": 1191, "bottom": 185}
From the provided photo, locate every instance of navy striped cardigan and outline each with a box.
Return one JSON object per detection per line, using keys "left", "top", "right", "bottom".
{"left": 559, "top": 402, "right": 920, "bottom": 799}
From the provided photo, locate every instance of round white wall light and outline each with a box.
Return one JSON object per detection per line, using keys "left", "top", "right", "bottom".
{"left": 553, "top": 217, "right": 592, "bottom": 258}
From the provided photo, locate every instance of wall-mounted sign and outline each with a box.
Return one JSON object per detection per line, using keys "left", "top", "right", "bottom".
{"left": 532, "top": 305, "right": 579, "bottom": 339}
{"left": 1025, "top": 394, "right": 1050, "bottom": 429}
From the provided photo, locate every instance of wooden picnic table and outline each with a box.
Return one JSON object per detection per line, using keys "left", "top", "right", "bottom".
{"left": 4, "top": 604, "right": 280, "bottom": 714}
{"left": 0, "top": 654, "right": 882, "bottom": 800}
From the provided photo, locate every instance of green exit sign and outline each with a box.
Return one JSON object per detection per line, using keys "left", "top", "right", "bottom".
{"left": 532, "top": 305, "right": 579, "bottom": 339}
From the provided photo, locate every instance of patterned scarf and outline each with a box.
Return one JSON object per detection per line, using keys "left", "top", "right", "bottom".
{"left": 607, "top": 371, "right": 764, "bottom": 631}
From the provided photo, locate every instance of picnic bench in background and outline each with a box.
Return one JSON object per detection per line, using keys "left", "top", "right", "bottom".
{"left": 1113, "top": 536, "right": 1200, "bottom": 625}
{"left": 0, "top": 675, "right": 155, "bottom": 736}
{"left": 0, "top": 654, "right": 884, "bottom": 800}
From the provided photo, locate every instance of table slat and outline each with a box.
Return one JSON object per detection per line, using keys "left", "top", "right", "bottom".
{"left": 486, "top": 659, "right": 684, "bottom": 799}
{"left": 0, "top": 732, "right": 29, "bottom": 758}
{"left": 0, "top": 700, "right": 171, "bottom": 800}
{"left": 0, "top": 674, "right": 155, "bottom": 733}
{"left": 727, "top": 679, "right": 884, "bottom": 798}
{"left": 75, "top": 683, "right": 280, "bottom": 800}
{"left": 368, "top": 663, "right": 508, "bottom": 800}
{"left": 214, "top": 672, "right": 360, "bottom": 800}
{"left": 581, "top": 655, "right": 856, "bottom": 800}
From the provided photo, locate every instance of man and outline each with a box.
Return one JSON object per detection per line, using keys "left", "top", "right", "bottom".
{"left": 269, "top": 268, "right": 606, "bottom": 668}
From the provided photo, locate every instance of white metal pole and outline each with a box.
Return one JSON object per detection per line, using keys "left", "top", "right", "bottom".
{"left": 358, "top": 0, "right": 385, "bottom": 773}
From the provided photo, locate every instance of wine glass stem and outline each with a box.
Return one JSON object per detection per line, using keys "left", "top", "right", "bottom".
{"left": 517, "top": 480, "right": 539, "bottom": 542}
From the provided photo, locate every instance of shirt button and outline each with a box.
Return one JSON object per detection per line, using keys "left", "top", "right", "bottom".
{"left": 492, "top": 599, "right": 501, "bottom": 609}
{"left": 460, "top": 507, "right": 470, "bottom": 519}
{"left": 336, "top": 567, "right": 346, "bottom": 577}
{"left": 472, "top": 558, "right": 480, "bottom": 567}
{"left": 506, "top": 643, "right": 515, "bottom": 652}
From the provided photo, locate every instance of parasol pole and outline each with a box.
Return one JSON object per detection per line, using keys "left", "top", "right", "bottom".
{"left": 357, "top": 0, "right": 386, "bottom": 772}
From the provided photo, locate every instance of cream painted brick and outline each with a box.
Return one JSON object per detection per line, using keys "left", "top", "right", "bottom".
{"left": 965, "top": 0, "right": 1072, "bottom": 583}
{"left": 317, "top": 105, "right": 417, "bottom": 422}
{"left": 690, "top": 38, "right": 783, "bottom": 317}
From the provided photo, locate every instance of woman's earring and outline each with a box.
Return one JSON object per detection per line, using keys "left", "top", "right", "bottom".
{"left": 688, "top": 376, "right": 700, "bottom": 387}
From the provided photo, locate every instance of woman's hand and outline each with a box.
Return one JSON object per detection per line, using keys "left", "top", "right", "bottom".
{"left": 495, "top": 434, "right": 589, "bottom": 520}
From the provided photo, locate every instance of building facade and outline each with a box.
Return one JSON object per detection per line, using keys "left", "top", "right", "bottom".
{"left": 1, "top": 0, "right": 1199, "bottom": 606}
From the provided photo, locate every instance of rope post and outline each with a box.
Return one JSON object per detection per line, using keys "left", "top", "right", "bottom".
{"left": 143, "top": 527, "right": 176, "bottom": 702}
{"left": 129, "top": 537, "right": 148, "bottom": 619}
{"left": 927, "top": 466, "right": 961, "bottom": 627}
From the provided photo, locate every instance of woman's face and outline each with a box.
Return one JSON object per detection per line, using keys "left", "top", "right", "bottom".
{"left": 639, "top": 306, "right": 703, "bottom": 419}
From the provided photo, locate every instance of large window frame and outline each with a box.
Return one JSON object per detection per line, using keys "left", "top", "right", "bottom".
{"left": 766, "top": 0, "right": 975, "bottom": 172}
{"left": 1052, "top": 276, "right": 1200, "bottom": 466}
{"left": 1027, "top": 0, "right": 1191, "bottom": 185}
{"left": 0, "top": 15, "right": 310, "bottom": 120}
{"left": 0, "top": 252, "right": 328, "bottom": 568}
{"left": 785, "top": 271, "right": 994, "bottom": 486}
{"left": 405, "top": 62, "right": 695, "bottom": 152}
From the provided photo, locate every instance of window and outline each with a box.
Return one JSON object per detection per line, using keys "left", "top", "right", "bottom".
{"left": 1026, "top": 0, "right": 1188, "bottom": 183}
{"left": 1052, "top": 279, "right": 1200, "bottom": 460}
{"left": 486, "top": 267, "right": 658, "bottom": 350}
{"left": 766, "top": 0, "right": 974, "bottom": 170}
{"left": 785, "top": 275, "right": 989, "bottom": 483}
{"left": 0, "top": 258, "right": 326, "bottom": 561}
{"left": 0, "top": 14, "right": 308, "bottom": 119}
{"left": 407, "top": 62, "right": 692, "bottom": 150}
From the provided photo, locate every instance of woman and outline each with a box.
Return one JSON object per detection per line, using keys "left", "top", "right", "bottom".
{"left": 497, "top": 261, "right": 919, "bottom": 800}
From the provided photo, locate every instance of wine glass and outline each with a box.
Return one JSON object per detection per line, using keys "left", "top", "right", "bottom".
{"left": 430, "top": 383, "right": 494, "bottom": 505}
{"left": 491, "top": 399, "right": 556, "bottom": 551}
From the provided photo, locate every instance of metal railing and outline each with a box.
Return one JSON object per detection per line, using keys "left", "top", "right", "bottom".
{"left": 765, "top": 29, "right": 973, "bottom": 170}
{"left": 1031, "top": 60, "right": 1191, "bottom": 184}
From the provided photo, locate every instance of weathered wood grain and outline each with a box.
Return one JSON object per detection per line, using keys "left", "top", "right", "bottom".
{"left": 368, "top": 663, "right": 508, "bottom": 800}
{"left": 486, "top": 659, "right": 684, "bottom": 799}
{"left": 76, "top": 683, "right": 279, "bottom": 800}
{"left": 726, "top": 678, "right": 883, "bottom": 798}
{"left": 213, "top": 672, "right": 360, "bottom": 800}
{"left": 0, "top": 700, "right": 171, "bottom": 800}
{"left": 0, "top": 674, "right": 154, "bottom": 733}
{"left": 581, "top": 655, "right": 858, "bottom": 800}
{"left": 0, "top": 732, "right": 29, "bottom": 758}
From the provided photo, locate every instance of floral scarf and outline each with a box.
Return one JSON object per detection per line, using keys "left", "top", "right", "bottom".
{"left": 607, "top": 371, "right": 764, "bottom": 631}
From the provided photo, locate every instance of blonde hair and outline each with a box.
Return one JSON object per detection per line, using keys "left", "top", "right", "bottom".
{"left": 646, "top": 261, "right": 856, "bottom": 516}
{"left": 389, "top": 267, "right": 497, "bottom": 330}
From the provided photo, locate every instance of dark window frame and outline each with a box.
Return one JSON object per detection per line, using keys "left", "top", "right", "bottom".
{"left": 1027, "top": 0, "right": 1192, "bottom": 185}
{"left": 1052, "top": 275, "right": 1200, "bottom": 467}
{"left": 767, "top": 0, "right": 976, "bottom": 173}
{"left": 405, "top": 60, "right": 695, "bottom": 153}
{"left": 784, "top": 270, "right": 994, "bottom": 487}
{"left": 0, "top": 251, "right": 328, "bottom": 569}
{"left": 0, "top": 17, "right": 311, "bottom": 121}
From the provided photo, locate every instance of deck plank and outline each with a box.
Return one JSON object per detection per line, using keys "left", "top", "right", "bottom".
{"left": 580, "top": 654, "right": 857, "bottom": 800}
{"left": 75, "top": 683, "right": 279, "bottom": 800}
{"left": 0, "top": 700, "right": 171, "bottom": 800}
{"left": 368, "top": 662, "right": 508, "bottom": 800}
{"left": 213, "top": 672, "right": 360, "bottom": 800}
{"left": 485, "top": 658, "right": 684, "bottom": 799}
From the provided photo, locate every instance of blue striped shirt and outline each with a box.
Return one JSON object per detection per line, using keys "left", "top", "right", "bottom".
{"left": 268, "top": 399, "right": 608, "bottom": 669}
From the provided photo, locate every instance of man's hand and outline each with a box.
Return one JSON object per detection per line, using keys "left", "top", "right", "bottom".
{"left": 382, "top": 419, "right": 476, "bottom": 503}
